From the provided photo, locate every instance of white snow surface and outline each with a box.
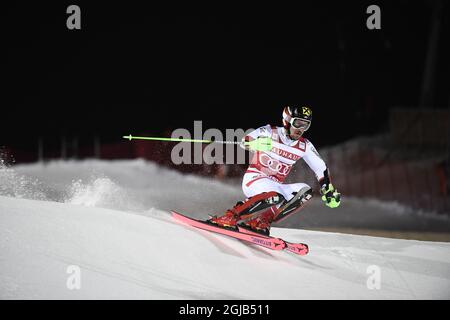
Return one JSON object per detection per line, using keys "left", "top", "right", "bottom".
{"left": 1, "top": 159, "right": 450, "bottom": 299}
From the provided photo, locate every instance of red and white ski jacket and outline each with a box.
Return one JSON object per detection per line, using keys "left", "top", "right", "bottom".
{"left": 244, "top": 125, "right": 327, "bottom": 183}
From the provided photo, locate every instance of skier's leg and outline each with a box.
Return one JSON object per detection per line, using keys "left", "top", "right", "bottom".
{"left": 242, "top": 177, "right": 314, "bottom": 233}
{"left": 207, "top": 189, "right": 285, "bottom": 229}
{"left": 238, "top": 173, "right": 294, "bottom": 235}
{"left": 208, "top": 172, "right": 291, "bottom": 229}
{"left": 210, "top": 173, "right": 312, "bottom": 234}
{"left": 272, "top": 185, "right": 313, "bottom": 223}
{"left": 274, "top": 182, "right": 311, "bottom": 202}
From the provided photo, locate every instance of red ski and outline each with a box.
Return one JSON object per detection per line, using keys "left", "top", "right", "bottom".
{"left": 172, "top": 211, "right": 308, "bottom": 256}
{"left": 237, "top": 225, "right": 309, "bottom": 256}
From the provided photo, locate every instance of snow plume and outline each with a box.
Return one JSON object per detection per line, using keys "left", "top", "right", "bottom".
{"left": 0, "top": 153, "right": 47, "bottom": 201}
{"left": 65, "top": 176, "right": 141, "bottom": 211}
{"left": 0, "top": 153, "right": 143, "bottom": 212}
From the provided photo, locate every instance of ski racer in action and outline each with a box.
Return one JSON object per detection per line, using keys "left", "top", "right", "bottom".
{"left": 208, "top": 105, "right": 341, "bottom": 236}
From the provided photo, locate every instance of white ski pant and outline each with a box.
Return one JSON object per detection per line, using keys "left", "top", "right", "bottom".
{"left": 242, "top": 172, "right": 310, "bottom": 202}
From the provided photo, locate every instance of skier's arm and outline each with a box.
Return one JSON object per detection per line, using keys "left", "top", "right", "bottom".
{"left": 302, "top": 140, "right": 327, "bottom": 181}
{"left": 302, "top": 140, "right": 341, "bottom": 208}
{"left": 239, "top": 125, "right": 272, "bottom": 151}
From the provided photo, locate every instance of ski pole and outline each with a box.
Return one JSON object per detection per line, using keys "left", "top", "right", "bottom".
{"left": 122, "top": 135, "right": 273, "bottom": 152}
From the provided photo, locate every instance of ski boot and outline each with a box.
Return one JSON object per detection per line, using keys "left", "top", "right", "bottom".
{"left": 207, "top": 208, "right": 241, "bottom": 229}
{"left": 239, "top": 208, "right": 275, "bottom": 236}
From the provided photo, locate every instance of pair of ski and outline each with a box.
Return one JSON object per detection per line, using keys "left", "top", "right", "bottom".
{"left": 172, "top": 211, "right": 309, "bottom": 256}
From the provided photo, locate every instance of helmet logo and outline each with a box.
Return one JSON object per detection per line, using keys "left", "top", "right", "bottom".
{"left": 302, "top": 107, "right": 312, "bottom": 116}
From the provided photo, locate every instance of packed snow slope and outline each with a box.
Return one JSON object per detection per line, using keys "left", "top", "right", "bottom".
{"left": 1, "top": 159, "right": 450, "bottom": 299}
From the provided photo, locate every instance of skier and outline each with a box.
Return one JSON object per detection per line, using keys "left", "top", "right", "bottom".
{"left": 208, "top": 105, "right": 341, "bottom": 236}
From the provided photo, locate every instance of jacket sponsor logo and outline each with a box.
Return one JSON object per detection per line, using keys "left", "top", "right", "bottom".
{"left": 258, "top": 153, "right": 291, "bottom": 176}
{"left": 270, "top": 147, "right": 301, "bottom": 161}
{"left": 299, "top": 141, "right": 306, "bottom": 150}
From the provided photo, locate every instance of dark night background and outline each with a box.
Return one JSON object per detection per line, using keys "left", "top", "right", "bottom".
{"left": 3, "top": 1, "right": 449, "bottom": 154}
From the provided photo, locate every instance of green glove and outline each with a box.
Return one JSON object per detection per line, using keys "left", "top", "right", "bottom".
{"left": 244, "top": 137, "right": 272, "bottom": 152}
{"left": 320, "top": 183, "right": 341, "bottom": 208}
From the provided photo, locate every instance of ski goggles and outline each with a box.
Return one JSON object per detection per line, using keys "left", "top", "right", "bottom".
{"left": 289, "top": 118, "right": 311, "bottom": 131}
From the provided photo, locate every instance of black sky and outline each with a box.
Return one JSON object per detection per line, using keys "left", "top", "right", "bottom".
{"left": 3, "top": 1, "right": 449, "bottom": 152}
